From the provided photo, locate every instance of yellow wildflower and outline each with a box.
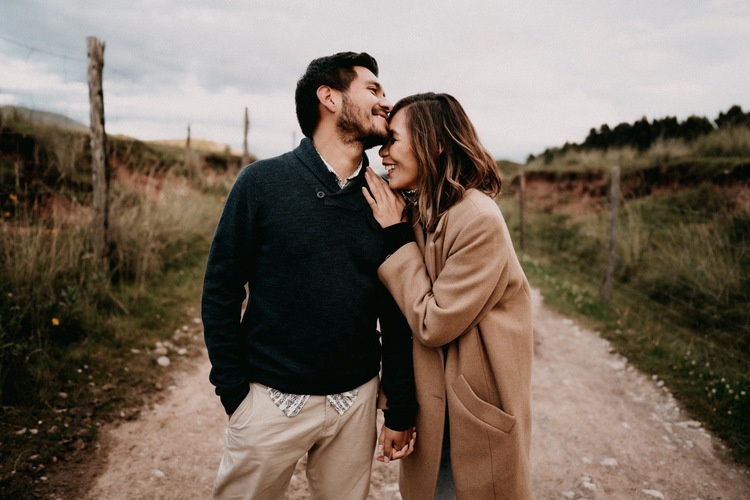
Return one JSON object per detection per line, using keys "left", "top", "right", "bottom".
{"left": 51, "top": 317, "right": 60, "bottom": 326}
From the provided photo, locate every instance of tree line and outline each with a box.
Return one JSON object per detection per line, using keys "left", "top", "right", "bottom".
{"left": 529, "top": 104, "right": 750, "bottom": 162}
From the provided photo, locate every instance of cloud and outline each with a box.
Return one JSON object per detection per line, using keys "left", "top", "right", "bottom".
{"left": 1, "top": 0, "right": 749, "bottom": 163}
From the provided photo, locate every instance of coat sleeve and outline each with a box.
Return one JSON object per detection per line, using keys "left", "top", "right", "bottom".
{"left": 378, "top": 284, "right": 417, "bottom": 431}
{"left": 378, "top": 210, "right": 510, "bottom": 348}
{"left": 201, "top": 167, "right": 257, "bottom": 415}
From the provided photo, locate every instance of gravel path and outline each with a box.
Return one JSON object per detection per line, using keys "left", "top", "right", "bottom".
{"left": 75, "top": 289, "right": 750, "bottom": 499}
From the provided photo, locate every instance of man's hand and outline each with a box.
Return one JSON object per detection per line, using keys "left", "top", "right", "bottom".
{"left": 376, "top": 425, "right": 417, "bottom": 463}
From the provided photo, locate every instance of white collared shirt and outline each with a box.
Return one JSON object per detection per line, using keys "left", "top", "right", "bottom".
{"left": 317, "top": 149, "right": 363, "bottom": 189}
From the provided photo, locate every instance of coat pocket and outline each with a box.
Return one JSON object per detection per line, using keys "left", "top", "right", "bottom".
{"left": 451, "top": 374, "right": 515, "bottom": 434}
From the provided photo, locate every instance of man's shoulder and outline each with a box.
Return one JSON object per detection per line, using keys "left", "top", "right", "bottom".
{"left": 241, "top": 139, "right": 317, "bottom": 180}
{"left": 243, "top": 150, "right": 296, "bottom": 175}
{"left": 230, "top": 154, "right": 294, "bottom": 193}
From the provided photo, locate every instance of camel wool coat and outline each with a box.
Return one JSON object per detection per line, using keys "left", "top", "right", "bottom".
{"left": 378, "top": 189, "right": 533, "bottom": 500}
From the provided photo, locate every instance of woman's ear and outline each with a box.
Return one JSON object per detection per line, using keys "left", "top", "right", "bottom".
{"left": 317, "top": 85, "right": 337, "bottom": 114}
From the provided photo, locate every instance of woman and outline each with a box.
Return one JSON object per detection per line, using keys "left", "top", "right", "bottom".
{"left": 362, "top": 93, "right": 533, "bottom": 499}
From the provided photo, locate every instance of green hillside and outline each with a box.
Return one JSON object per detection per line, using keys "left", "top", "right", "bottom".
{"left": 1, "top": 104, "right": 748, "bottom": 496}
{"left": 0, "top": 108, "right": 242, "bottom": 497}
{"left": 499, "top": 106, "right": 750, "bottom": 468}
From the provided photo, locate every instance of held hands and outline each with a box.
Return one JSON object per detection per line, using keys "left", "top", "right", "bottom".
{"left": 377, "top": 425, "right": 417, "bottom": 463}
{"left": 362, "top": 168, "right": 407, "bottom": 228}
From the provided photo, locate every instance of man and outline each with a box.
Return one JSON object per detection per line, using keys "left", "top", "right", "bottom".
{"left": 202, "top": 52, "right": 417, "bottom": 500}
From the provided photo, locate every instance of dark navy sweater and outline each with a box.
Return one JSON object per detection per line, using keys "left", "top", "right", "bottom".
{"left": 201, "top": 138, "right": 416, "bottom": 430}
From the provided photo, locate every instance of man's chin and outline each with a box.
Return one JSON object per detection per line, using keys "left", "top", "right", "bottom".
{"left": 362, "top": 134, "right": 388, "bottom": 150}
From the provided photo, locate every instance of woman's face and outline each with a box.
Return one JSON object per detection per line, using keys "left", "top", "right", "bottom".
{"left": 379, "top": 109, "right": 419, "bottom": 191}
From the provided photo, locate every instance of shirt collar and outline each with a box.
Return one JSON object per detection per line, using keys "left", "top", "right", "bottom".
{"left": 315, "top": 148, "right": 363, "bottom": 189}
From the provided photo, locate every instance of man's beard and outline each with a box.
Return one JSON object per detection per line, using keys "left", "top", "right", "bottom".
{"left": 337, "top": 94, "right": 388, "bottom": 149}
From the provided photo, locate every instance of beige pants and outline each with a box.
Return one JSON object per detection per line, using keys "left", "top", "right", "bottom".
{"left": 213, "top": 376, "right": 379, "bottom": 500}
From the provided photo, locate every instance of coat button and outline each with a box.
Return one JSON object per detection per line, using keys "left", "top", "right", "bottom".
{"left": 316, "top": 191, "right": 326, "bottom": 199}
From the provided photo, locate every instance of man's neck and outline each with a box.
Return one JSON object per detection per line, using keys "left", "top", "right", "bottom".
{"left": 311, "top": 134, "right": 364, "bottom": 180}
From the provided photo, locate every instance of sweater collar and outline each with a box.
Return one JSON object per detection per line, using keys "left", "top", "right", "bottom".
{"left": 294, "top": 138, "right": 369, "bottom": 192}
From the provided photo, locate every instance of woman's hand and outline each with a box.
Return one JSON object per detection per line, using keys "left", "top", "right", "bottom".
{"left": 362, "top": 167, "right": 407, "bottom": 228}
{"left": 376, "top": 425, "right": 417, "bottom": 463}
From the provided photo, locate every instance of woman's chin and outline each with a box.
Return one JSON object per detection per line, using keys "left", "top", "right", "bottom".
{"left": 387, "top": 179, "right": 406, "bottom": 191}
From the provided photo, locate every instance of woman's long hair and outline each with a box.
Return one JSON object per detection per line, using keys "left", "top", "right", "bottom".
{"left": 390, "top": 93, "right": 502, "bottom": 232}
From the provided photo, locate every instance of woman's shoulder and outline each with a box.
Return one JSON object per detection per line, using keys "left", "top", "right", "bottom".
{"left": 453, "top": 188, "right": 501, "bottom": 217}
{"left": 435, "top": 189, "right": 502, "bottom": 235}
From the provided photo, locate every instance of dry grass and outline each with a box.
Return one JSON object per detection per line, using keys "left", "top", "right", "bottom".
{"left": 501, "top": 173, "right": 750, "bottom": 466}
{"left": 0, "top": 167, "right": 230, "bottom": 496}
{"left": 527, "top": 125, "right": 750, "bottom": 172}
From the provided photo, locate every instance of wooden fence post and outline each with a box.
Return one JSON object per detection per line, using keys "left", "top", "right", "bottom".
{"left": 242, "top": 107, "right": 250, "bottom": 166}
{"left": 14, "top": 159, "right": 21, "bottom": 194}
{"left": 601, "top": 165, "right": 620, "bottom": 301}
{"left": 519, "top": 171, "right": 526, "bottom": 252}
{"left": 87, "top": 36, "right": 110, "bottom": 273}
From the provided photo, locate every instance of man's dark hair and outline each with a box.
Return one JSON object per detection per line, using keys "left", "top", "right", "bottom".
{"left": 295, "top": 52, "right": 379, "bottom": 138}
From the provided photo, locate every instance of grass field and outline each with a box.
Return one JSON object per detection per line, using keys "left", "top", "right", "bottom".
{"left": 1, "top": 111, "right": 748, "bottom": 496}
{"left": 0, "top": 117, "right": 235, "bottom": 496}
{"left": 498, "top": 140, "right": 750, "bottom": 466}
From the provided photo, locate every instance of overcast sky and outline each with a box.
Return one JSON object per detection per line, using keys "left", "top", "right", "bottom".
{"left": 1, "top": 0, "right": 749, "bottom": 163}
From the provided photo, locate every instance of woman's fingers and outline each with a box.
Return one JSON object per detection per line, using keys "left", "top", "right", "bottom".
{"left": 363, "top": 168, "right": 408, "bottom": 227}
{"left": 365, "top": 167, "right": 393, "bottom": 201}
{"left": 362, "top": 186, "right": 377, "bottom": 207}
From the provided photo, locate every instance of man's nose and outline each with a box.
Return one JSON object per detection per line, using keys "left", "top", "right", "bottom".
{"left": 380, "top": 96, "right": 393, "bottom": 113}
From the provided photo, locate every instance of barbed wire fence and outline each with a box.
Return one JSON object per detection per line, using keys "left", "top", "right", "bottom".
{"left": 508, "top": 167, "right": 749, "bottom": 367}
{"left": 0, "top": 34, "right": 145, "bottom": 129}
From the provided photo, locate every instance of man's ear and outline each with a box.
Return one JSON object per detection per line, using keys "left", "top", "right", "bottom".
{"left": 317, "top": 85, "right": 337, "bottom": 114}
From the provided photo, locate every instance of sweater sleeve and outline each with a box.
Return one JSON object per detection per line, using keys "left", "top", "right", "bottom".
{"left": 201, "top": 167, "right": 257, "bottom": 414}
{"left": 378, "top": 285, "right": 418, "bottom": 431}
{"left": 382, "top": 222, "right": 416, "bottom": 258}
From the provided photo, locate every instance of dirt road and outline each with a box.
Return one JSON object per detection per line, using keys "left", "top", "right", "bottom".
{"left": 73, "top": 290, "right": 750, "bottom": 499}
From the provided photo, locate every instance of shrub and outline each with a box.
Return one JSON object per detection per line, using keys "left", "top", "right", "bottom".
{"left": 693, "top": 126, "right": 750, "bottom": 157}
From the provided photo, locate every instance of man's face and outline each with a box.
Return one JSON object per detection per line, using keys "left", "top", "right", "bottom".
{"left": 336, "top": 66, "right": 392, "bottom": 147}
